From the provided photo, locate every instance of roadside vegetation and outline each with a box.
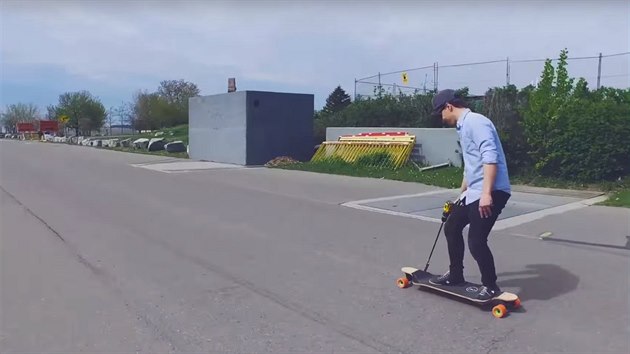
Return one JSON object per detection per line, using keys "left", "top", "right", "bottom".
{"left": 110, "top": 124, "right": 189, "bottom": 158}
{"left": 597, "top": 190, "right": 630, "bottom": 208}
{"left": 276, "top": 49, "right": 630, "bottom": 207}
{"left": 2, "top": 49, "right": 628, "bottom": 207}
{"left": 107, "top": 124, "right": 188, "bottom": 158}
{"left": 281, "top": 159, "right": 464, "bottom": 189}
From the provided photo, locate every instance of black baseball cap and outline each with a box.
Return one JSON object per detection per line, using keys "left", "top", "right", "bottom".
{"left": 431, "top": 89, "right": 458, "bottom": 116}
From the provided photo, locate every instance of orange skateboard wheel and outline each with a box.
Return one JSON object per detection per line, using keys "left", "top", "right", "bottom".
{"left": 397, "top": 277, "right": 410, "bottom": 288}
{"left": 492, "top": 304, "right": 508, "bottom": 318}
{"left": 513, "top": 298, "right": 521, "bottom": 309}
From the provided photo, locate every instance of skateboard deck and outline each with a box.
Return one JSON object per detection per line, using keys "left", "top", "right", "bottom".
{"left": 397, "top": 267, "right": 521, "bottom": 318}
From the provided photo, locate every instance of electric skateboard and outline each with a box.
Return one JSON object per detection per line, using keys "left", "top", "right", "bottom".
{"left": 397, "top": 266, "right": 521, "bottom": 318}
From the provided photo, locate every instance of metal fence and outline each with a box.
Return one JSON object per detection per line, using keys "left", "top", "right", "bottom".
{"left": 354, "top": 52, "right": 629, "bottom": 99}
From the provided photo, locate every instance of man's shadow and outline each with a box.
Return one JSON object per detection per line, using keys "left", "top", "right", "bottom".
{"left": 497, "top": 264, "right": 579, "bottom": 301}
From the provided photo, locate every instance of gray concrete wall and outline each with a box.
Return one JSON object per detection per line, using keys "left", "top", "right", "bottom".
{"left": 106, "top": 126, "right": 134, "bottom": 136}
{"left": 245, "top": 91, "right": 314, "bottom": 165}
{"left": 189, "top": 90, "right": 314, "bottom": 165}
{"left": 326, "top": 127, "right": 463, "bottom": 167}
{"left": 189, "top": 92, "right": 247, "bottom": 164}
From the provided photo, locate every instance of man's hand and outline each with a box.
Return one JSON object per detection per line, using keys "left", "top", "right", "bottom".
{"left": 479, "top": 192, "right": 493, "bottom": 218}
{"left": 480, "top": 163, "right": 497, "bottom": 218}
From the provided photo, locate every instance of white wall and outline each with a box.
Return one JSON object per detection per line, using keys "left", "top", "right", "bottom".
{"left": 325, "top": 127, "right": 463, "bottom": 167}
{"left": 189, "top": 92, "right": 247, "bottom": 164}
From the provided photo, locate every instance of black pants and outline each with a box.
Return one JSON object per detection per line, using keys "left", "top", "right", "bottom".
{"left": 443, "top": 190, "right": 510, "bottom": 287}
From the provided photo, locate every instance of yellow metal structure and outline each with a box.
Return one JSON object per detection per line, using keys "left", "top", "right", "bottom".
{"left": 311, "top": 132, "right": 416, "bottom": 169}
{"left": 21, "top": 132, "right": 40, "bottom": 141}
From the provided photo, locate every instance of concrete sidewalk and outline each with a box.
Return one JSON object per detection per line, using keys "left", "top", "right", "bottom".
{"left": 342, "top": 185, "right": 607, "bottom": 230}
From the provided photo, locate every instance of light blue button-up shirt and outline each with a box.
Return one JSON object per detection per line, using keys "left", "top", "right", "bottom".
{"left": 456, "top": 109, "right": 511, "bottom": 205}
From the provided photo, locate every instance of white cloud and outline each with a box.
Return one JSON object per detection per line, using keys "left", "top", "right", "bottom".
{"left": 1, "top": 0, "right": 628, "bottom": 109}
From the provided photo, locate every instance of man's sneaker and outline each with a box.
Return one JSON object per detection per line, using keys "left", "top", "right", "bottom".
{"left": 477, "top": 285, "right": 501, "bottom": 300}
{"left": 429, "top": 271, "right": 465, "bottom": 286}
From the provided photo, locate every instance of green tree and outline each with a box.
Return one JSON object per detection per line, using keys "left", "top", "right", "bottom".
{"left": 481, "top": 84, "right": 533, "bottom": 174}
{"left": 322, "top": 86, "right": 351, "bottom": 115}
{"left": 548, "top": 86, "right": 630, "bottom": 180}
{"left": 156, "top": 79, "right": 200, "bottom": 126}
{"left": 554, "top": 49, "right": 574, "bottom": 99}
{"left": 1, "top": 103, "right": 39, "bottom": 133}
{"left": 45, "top": 105, "right": 58, "bottom": 120}
{"left": 523, "top": 48, "right": 571, "bottom": 175}
{"left": 49, "top": 91, "right": 107, "bottom": 136}
{"left": 313, "top": 91, "right": 438, "bottom": 143}
{"left": 130, "top": 79, "right": 200, "bottom": 130}
{"left": 130, "top": 90, "right": 162, "bottom": 132}
{"left": 522, "top": 48, "right": 630, "bottom": 181}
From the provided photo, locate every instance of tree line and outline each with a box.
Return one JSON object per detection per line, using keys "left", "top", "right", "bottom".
{"left": 315, "top": 49, "right": 630, "bottom": 182}
{"left": 3, "top": 48, "right": 628, "bottom": 182}
{"left": 1, "top": 79, "right": 201, "bottom": 135}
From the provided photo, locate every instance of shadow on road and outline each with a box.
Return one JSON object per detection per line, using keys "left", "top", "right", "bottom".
{"left": 497, "top": 264, "right": 579, "bottom": 301}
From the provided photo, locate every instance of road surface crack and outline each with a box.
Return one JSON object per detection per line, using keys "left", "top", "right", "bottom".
{"left": 143, "top": 233, "right": 408, "bottom": 354}
{"left": 484, "top": 328, "right": 515, "bottom": 354}
{"left": 1, "top": 185, "right": 66, "bottom": 243}
{"left": 0, "top": 185, "right": 186, "bottom": 352}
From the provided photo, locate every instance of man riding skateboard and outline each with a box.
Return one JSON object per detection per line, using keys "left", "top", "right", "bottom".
{"left": 429, "top": 89, "right": 511, "bottom": 300}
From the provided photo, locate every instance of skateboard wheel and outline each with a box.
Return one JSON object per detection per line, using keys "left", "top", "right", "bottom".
{"left": 492, "top": 304, "right": 508, "bottom": 318}
{"left": 397, "top": 277, "right": 410, "bottom": 289}
{"left": 513, "top": 298, "right": 521, "bottom": 309}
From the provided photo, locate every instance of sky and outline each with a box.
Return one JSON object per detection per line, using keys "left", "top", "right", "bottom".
{"left": 1, "top": 0, "right": 629, "bottom": 116}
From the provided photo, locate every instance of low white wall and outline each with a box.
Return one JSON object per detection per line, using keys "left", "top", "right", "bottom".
{"left": 325, "top": 127, "right": 463, "bottom": 168}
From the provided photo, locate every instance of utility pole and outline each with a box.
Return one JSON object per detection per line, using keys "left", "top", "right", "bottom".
{"left": 433, "top": 62, "right": 439, "bottom": 92}
{"left": 506, "top": 57, "right": 511, "bottom": 86}
{"left": 107, "top": 107, "right": 114, "bottom": 135}
{"left": 118, "top": 103, "right": 126, "bottom": 134}
{"left": 596, "top": 52, "right": 602, "bottom": 89}
{"left": 423, "top": 73, "right": 428, "bottom": 94}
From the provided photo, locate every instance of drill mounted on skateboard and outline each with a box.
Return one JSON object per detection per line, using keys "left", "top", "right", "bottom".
{"left": 423, "top": 199, "right": 458, "bottom": 271}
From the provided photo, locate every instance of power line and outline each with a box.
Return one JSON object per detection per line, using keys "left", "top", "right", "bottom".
{"left": 356, "top": 81, "right": 425, "bottom": 90}
{"left": 509, "top": 58, "right": 548, "bottom": 63}
{"left": 357, "top": 51, "right": 629, "bottom": 78}
{"left": 602, "top": 52, "right": 630, "bottom": 58}
{"left": 354, "top": 51, "right": 629, "bottom": 98}
{"left": 439, "top": 59, "right": 507, "bottom": 68}
{"left": 357, "top": 64, "right": 434, "bottom": 81}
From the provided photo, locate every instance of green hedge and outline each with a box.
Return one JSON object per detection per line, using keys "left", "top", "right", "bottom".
{"left": 314, "top": 92, "right": 442, "bottom": 143}
{"left": 315, "top": 49, "right": 630, "bottom": 183}
{"left": 523, "top": 50, "right": 630, "bottom": 181}
{"left": 534, "top": 86, "right": 630, "bottom": 180}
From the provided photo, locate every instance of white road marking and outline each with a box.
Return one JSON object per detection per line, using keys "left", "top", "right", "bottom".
{"left": 342, "top": 191, "right": 609, "bottom": 231}
{"left": 130, "top": 161, "right": 245, "bottom": 173}
{"left": 341, "top": 188, "right": 456, "bottom": 205}
{"left": 492, "top": 195, "right": 608, "bottom": 230}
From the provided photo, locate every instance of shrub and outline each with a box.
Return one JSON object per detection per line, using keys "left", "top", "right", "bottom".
{"left": 313, "top": 58, "right": 630, "bottom": 184}
{"left": 481, "top": 84, "right": 533, "bottom": 175}
{"left": 523, "top": 49, "right": 630, "bottom": 181}
{"left": 355, "top": 152, "right": 394, "bottom": 168}
{"left": 545, "top": 85, "right": 630, "bottom": 180}
{"left": 313, "top": 91, "right": 441, "bottom": 143}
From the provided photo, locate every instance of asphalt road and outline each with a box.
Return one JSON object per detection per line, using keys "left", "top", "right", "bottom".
{"left": 1, "top": 140, "right": 628, "bottom": 353}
